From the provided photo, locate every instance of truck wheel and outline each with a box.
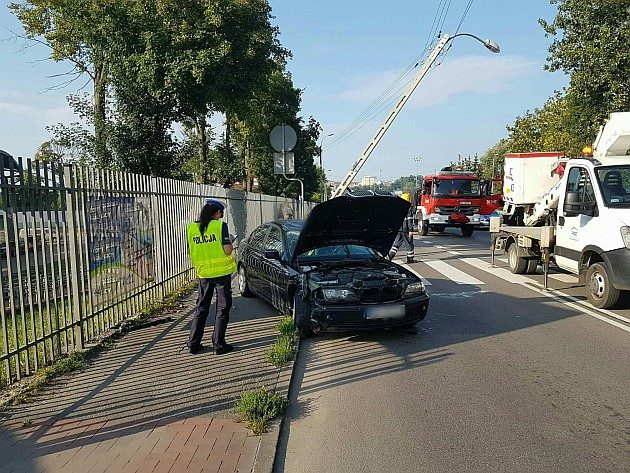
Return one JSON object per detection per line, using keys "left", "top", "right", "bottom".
{"left": 419, "top": 219, "right": 429, "bottom": 236}
{"left": 586, "top": 263, "right": 620, "bottom": 309}
{"left": 507, "top": 243, "right": 527, "bottom": 274}
{"left": 461, "top": 226, "right": 474, "bottom": 237}
{"left": 526, "top": 258, "right": 538, "bottom": 274}
{"left": 292, "top": 293, "right": 314, "bottom": 337}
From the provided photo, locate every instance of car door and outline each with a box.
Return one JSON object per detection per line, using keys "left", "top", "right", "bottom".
{"left": 556, "top": 166, "right": 598, "bottom": 273}
{"left": 243, "top": 225, "right": 269, "bottom": 296}
{"left": 259, "top": 224, "right": 289, "bottom": 309}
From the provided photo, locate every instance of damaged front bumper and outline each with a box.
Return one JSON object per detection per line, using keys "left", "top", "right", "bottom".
{"left": 309, "top": 294, "right": 430, "bottom": 332}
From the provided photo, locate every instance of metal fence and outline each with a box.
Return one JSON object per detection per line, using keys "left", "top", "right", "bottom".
{"left": 0, "top": 157, "right": 314, "bottom": 386}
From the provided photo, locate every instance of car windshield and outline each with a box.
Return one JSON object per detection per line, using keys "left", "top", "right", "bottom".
{"left": 434, "top": 179, "right": 480, "bottom": 198}
{"left": 595, "top": 165, "right": 630, "bottom": 207}
{"left": 285, "top": 230, "right": 377, "bottom": 261}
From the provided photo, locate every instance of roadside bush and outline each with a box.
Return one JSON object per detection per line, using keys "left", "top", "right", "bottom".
{"left": 235, "top": 387, "right": 289, "bottom": 435}
{"left": 276, "top": 316, "right": 296, "bottom": 337}
{"left": 265, "top": 335, "right": 295, "bottom": 367}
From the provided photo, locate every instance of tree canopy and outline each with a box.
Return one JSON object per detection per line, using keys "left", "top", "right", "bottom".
{"left": 10, "top": 0, "right": 322, "bottom": 198}
{"left": 479, "top": 0, "right": 629, "bottom": 177}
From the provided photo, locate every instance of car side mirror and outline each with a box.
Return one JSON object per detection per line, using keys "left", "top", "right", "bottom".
{"left": 264, "top": 249, "right": 282, "bottom": 261}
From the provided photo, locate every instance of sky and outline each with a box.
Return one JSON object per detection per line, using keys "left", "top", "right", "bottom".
{"left": 0, "top": 0, "right": 569, "bottom": 182}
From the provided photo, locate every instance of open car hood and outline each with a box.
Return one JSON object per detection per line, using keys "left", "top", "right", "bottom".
{"left": 292, "top": 195, "right": 410, "bottom": 262}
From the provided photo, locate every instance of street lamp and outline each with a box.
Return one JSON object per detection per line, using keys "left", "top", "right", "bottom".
{"left": 318, "top": 133, "right": 334, "bottom": 202}
{"left": 330, "top": 31, "right": 500, "bottom": 199}
{"left": 413, "top": 156, "right": 422, "bottom": 188}
{"left": 449, "top": 33, "right": 500, "bottom": 53}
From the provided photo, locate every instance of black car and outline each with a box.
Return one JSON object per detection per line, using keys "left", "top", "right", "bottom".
{"left": 236, "top": 194, "right": 430, "bottom": 335}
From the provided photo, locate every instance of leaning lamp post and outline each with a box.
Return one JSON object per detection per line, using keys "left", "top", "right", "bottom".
{"left": 330, "top": 32, "right": 500, "bottom": 198}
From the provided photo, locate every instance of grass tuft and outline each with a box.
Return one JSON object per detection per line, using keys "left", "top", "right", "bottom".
{"left": 276, "top": 317, "right": 296, "bottom": 337}
{"left": 235, "top": 387, "right": 289, "bottom": 435}
{"left": 265, "top": 335, "right": 296, "bottom": 367}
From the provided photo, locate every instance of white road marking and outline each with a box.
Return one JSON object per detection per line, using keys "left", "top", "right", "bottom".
{"left": 398, "top": 262, "right": 433, "bottom": 286}
{"left": 424, "top": 260, "right": 484, "bottom": 285}
{"left": 434, "top": 245, "right": 446, "bottom": 249}
{"left": 461, "top": 258, "right": 530, "bottom": 284}
{"left": 525, "top": 282, "right": 630, "bottom": 333}
{"left": 527, "top": 280, "right": 630, "bottom": 326}
{"left": 548, "top": 273, "right": 578, "bottom": 283}
{"left": 462, "top": 258, "right": 629, "bottom": 333}
{"left": 448, "top": 250, "right": 462, "bottom": 255}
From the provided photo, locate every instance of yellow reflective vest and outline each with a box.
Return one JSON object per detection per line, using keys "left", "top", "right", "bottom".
{"left": 187, "top": 220, "right": 237, "bottom": 278}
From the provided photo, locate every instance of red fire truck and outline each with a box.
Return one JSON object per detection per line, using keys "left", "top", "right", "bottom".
{"left": 415, "top": 169, "right": 483, "bottom": 237}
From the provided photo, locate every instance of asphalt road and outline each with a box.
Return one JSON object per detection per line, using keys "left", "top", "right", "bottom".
{"left": 273, "top": 229, "right": 630, "bottom": 473}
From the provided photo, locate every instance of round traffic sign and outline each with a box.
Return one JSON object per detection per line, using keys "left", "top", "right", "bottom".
{"left": 270, "top": 124, "right": 298, "bottom": 152}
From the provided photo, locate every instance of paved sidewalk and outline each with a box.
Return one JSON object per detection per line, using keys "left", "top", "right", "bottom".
{"left": 0, "top": 281, "right": 283, "bottom": 472}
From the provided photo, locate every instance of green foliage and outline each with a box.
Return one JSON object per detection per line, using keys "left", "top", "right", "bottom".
{"left": 506, "top": 92, "right": 586, "bottom": 155}
{"left": 389, "top": 175, "right": 421, "bottom": 193}
{"left": 11, "top": 0, "right": 323, "bottom": 196}
{"left": 233, "top": 69, "right": 321, "bottom": 199}
{"left": 480, "top": 1, "right": 628, "bottom": 175}
{"left": 265, "top": 335, "right": 296, "bottom": 367}
{"left": 540, "top": 0, "right": 630, "bottom": 130}
{"left": 276, "top": 316, "right": 296, "bottom": 337}
{"left": 235, "top": 387, "right": 289, "bottom": 435}
{"left": 479, "top": 139, "right": 510, "bottom": 178}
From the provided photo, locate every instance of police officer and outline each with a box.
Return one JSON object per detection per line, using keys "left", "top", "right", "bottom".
{"left": 388, "top": 194, "right": 415, "bottom": 263}
{"left": 187, "top": 199, "right": 237, "bottom": 355}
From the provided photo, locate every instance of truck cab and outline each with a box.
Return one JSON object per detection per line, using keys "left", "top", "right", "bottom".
{"left": 416, "top": 169, "right": 482, "bottom": 237}
{"left": 554, "top": 158, "right": 630, "bottom": 306}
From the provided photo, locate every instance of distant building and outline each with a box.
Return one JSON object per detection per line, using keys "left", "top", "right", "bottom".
{"left": 361, "top": 176, "right": 376, "bottom": 187}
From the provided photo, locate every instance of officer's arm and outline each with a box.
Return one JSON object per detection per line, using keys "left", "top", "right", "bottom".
{"left": 221, "top": 222, "right": 233, "bottom": 255}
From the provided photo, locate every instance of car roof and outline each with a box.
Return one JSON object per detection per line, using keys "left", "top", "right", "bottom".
{"left": 276, "top": 219, "right": 305, "bottom": 231}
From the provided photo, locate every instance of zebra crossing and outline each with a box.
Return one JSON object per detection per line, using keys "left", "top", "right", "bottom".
{"left": 396, "top": 239, "right": 580, "bottom": 288}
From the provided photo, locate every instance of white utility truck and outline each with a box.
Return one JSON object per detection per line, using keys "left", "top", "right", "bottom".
{"left": 491, "top": 112, "right": 630, "bottom": 309}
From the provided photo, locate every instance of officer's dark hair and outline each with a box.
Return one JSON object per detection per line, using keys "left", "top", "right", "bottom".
{"left": 198, "top": 204, "right": 222, "bottom": 235}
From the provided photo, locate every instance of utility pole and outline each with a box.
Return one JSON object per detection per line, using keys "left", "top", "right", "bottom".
{"left": 330, "top": 32, "right": 500, "bottom": 198}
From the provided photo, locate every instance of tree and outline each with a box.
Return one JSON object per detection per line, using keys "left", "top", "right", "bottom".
{"left": 231, "top": 67, "right": 321, "bottom": 199}
{"left": 10, "top": 0, "right": 131, "bottom": 167}
{"left": 34, "top": 140, "right": 63, "bottom": 164}
{"left": 507, "top": 92, "right": 585, "bottom": 155}
{"left": 479, "top": 139, "right": 510, "bottom": 178}
{"left": 540, "top": 0, "right": 630, "bottom": 133}
{"left": 119, "top": 0, "right": 284, "bottom": 182}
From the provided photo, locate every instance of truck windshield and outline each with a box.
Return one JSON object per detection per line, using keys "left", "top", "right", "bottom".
{"left": 595, "top": 165, "right": 630, "bottom": 207}
{"left": 434, "top": 179, "right": 480, "bottom": 198}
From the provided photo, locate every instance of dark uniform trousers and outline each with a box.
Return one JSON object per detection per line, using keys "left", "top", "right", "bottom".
{"left": 188, "top": 274, "right": 232, "bottom": 349}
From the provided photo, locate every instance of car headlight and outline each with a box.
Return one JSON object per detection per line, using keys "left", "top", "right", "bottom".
{"left": 404, "top": 281, "right": 425, "bottom": 296}
{"left": 621, "top": 227, "right": 630, "bottom": 249}
{"left": 321, "top": 288, "right": 359, "bottom": 302}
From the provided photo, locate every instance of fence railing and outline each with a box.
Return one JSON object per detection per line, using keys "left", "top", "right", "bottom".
{"left": 0, "top": 158, "right": 314, "bottom": 386}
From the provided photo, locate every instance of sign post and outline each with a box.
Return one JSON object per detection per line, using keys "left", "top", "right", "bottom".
{"left": 270, "top": 124, "right": 304, "bottom": 218}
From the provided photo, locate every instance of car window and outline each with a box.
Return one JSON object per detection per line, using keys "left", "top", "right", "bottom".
{"left": 248, "top": 226, "right": 268, "bottom": 250}
{"left": 298, "top": 245, "right": 376, "bottom": 261}
{"left": 566, "top": 167, "right": 596, "bottom": 203}
{"left": 596, "top": 165, "right": 630, "bottom": 207}
{"left": 264, "top": 226, "right": 284, "bottom": 256}
{"left": 286, "top": 230, "right": 300, "bottom": 257}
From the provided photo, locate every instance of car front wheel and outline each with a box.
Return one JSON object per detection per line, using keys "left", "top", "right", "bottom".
{"left": 238, "top": 264, "right": 254, "bottom": 297}
{"left": 292, "top": 293, "right": 314, "bottom": 337}
{"left": 586, "top": 262, "right": 620, "bottom": 309}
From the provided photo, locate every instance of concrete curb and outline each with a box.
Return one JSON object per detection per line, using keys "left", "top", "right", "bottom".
{"left": 253, "top": 335, "right": 302, "bottom": 473}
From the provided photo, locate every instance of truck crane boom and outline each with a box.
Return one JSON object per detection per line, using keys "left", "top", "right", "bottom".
{"left": 331, "top": 35, "right": 451, "bottom": 198}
